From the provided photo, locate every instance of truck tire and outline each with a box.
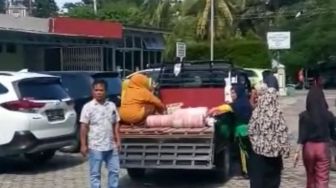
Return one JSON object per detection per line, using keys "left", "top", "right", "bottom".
{"left": 214, "top": 147, "right": 230, "bottom": 182}
{"left": 127, "top": 168, "right": 146, "bottom": 180}
{"left": 25, "top": 150, "right": 56, "bottom": 163}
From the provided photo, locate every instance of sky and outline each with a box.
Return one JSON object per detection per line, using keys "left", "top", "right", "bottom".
{"left": 55, "top": 0, "right": 80, "bottom": 9}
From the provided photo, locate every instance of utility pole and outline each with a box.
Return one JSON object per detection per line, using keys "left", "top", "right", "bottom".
{"left": 93, "top": 0, "right": 97, "bottom": 15}
{"left": 210, "top": 0, "right": 214, "bottom": 61}
{"left": 28, "top": 0, "right": 32, "bottom": 16}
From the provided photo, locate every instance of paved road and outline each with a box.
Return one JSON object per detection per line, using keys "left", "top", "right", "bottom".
{"left": 1, "top": 90, "right": 336, "bottom": 188}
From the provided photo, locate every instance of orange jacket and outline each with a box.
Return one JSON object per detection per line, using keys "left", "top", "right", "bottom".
{"left": 119, "top": 74, "right": 164, "bottom": 124}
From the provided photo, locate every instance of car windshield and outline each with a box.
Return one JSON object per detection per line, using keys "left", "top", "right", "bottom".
{"left": 18, "top": 77, "right": 69, "bottom": 100}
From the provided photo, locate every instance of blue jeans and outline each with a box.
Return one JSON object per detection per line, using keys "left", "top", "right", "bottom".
{"left": 89, "top": 149, "right": 120, "bottom": 188}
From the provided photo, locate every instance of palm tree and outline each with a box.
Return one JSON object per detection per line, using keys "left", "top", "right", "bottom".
{"left": 138, "top": 0, "right": 172, "bottom": 28}
{"left": 182, "top": 0, "right": 246, "bottom": 39}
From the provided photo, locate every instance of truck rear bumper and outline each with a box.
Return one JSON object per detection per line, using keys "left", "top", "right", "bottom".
{"left": 120, "top": 137, "right": 214, "bottom": 170}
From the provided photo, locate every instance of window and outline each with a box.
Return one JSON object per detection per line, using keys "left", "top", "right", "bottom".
{"left": 18, "top": 77, "right": 69, "bottom": 100}
{"left": 125, "top": 51, "right": 133, "bottom": 71}
{"left": 57, "top": 74, "right": 92, "bottom": 99}
{"left": 116, "top": 40, "right": 124, "bottom": 48}
{"left": 156, "top": 52, "right": 162, "bottom": 63}
{"left": 160, "top": 68, "right": 228, "bottom": 88}
{"left": 0, "top": 84, "right": 8, "bottom": 94}
{"left": 134, "top": 36, "right": 142, "bottom": 48}
{"left": 150, "top": 51, "right": 155, "bottom": 64}
{"left": 143, "top": 51, "right": 149, "bottom": 67}
{"left": 143, "top": 37, "right": 165, "bottom": 50}
{"left": 125, "top": 36, "right": 133, "bottom": 48}
{"left": 6, "top": 43, "right": 16, "bottom": 53}
{"left": 134, "top": 51, "right": 141, "bottom": 70}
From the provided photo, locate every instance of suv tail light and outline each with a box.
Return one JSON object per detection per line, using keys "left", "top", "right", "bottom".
{"left": 1, "top": 100, "right": 45, "bottom": 112}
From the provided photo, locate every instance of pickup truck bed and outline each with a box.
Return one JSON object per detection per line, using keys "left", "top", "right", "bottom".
{"left": 120, "top": 125, "right": 215, "bottom": 170}
{"left": 120, "top": 125, "right": 213, "bottom": 138}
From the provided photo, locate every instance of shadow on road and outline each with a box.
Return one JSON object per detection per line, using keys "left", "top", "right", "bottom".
{"left": 119, "top": 169, "right": 231, "bottom": 188}
{"left": 0, "top": 152, "right": 85, "bottom": 175}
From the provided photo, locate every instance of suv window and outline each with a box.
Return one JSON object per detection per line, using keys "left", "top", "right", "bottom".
{"left": 18, "top": 77, "right": 69, "bottom": 100}
{"left": 0, "top": 83, "right": 8, "bottom": 94}
{"left": 59, "top": 74, "right": 92, "bottom": 99}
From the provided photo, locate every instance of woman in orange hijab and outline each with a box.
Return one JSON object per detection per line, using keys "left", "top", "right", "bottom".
{"left": 119, "top": 73, "right": 165, "bottom": 125}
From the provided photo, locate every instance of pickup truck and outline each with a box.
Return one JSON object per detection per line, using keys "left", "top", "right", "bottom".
{"left": 119, "top": 61, "right": 251, "bottom": 181}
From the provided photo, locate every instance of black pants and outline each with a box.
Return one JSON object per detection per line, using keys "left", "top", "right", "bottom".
{"left": 249, "top": 151, "right": 283, "bottom": 188}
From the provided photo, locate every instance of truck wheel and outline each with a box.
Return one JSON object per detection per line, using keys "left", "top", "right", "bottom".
{"left": 25, "top": 150, "right": 56, "bottom": 163}
{"left": 214, "top": 147, "right": 230, "bottom": 182}
{"left": 127, "top": 168, "right": 146, "bottom": 180}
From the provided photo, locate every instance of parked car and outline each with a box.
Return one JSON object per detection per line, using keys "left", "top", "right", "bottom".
{"left": 42, "top": 71, "right": 122, "bottom": 152}
{"left": 0, "top": 71, "right": 76, "bottom": 162}
{"left": 244, "top": 68, "right": 270, "bottom": 87}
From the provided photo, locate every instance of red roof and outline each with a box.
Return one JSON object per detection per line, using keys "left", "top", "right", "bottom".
{"left": 49, "top": 17, "right": 123, "bottom": 39}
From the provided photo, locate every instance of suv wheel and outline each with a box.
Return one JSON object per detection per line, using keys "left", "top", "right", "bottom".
{"left": 24, "top": 150, "right": 56, "bottom": 163}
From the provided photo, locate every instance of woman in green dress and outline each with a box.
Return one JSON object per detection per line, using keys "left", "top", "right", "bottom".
{"left": 209, "top": 84, "right": 253, "bottom": 178}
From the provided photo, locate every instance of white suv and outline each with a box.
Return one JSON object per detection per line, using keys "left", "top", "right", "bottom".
{"left": 0, "top": 72, "right": 77, "bottom": 162}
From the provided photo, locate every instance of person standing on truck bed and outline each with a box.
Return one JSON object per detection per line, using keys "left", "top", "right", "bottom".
{"left": 119, "top": 73, "right": 165, "bottom": 125}
{"left": 208, "top": 84, "right": 253, "bottom": 179}
{"left": 248, "top": 74, "right": 290, "bottom": 188}
{"left": 80, "top": 79, "right": 121, "bottom": 188}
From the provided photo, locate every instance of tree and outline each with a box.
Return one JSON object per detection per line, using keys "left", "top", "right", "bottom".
{"left": 137, "top": 0, "right": 172, "bottom": 28}
{"left": 33, "top": 0, "right": 58, "bottom": 18}
{"left": 181, "top": 0, "right": 247, "bottom": 39}
{"left": 97, "top": 1, "right": 140, "bottom": 24}
{"left": 274, "top": 0, "right": 336, "bottom": 77}
{"left": 65, "top": 3, "right": 96, "bottom": 19}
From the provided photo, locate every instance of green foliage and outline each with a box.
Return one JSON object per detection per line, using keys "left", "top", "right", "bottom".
{"left": 278, "top": 0, "right": 336, "bottom": 75}
{"left": 96, "top": 2, "right": 139, "bottom": 24}
{"left": 165, "top": 36, "right": 270, "bottom": 68}
{"left": 33, "top": 0, "right": 58, "bottom": 18}
{"left": 62, "top": 0, "right": 336, "bottom": 73}
{"left": 66, "top": 4, "right": 96, "bottom": 19}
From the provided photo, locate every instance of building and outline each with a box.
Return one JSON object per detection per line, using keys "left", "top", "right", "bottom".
{"left": 0, "top": 14, "right": 167, "bottom": 73}
{"left": 6, "top": 3, "right": 27, "bottom": 17}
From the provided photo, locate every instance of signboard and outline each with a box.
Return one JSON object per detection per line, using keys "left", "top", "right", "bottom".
{"left": 267, "top": 32, "right": 291, "bottom": 50}
{"left": 176, "top": 42, "right": 186, "bottom": 61}
{"left": 174, "top": 63, "right": 182, "bottom": 76}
